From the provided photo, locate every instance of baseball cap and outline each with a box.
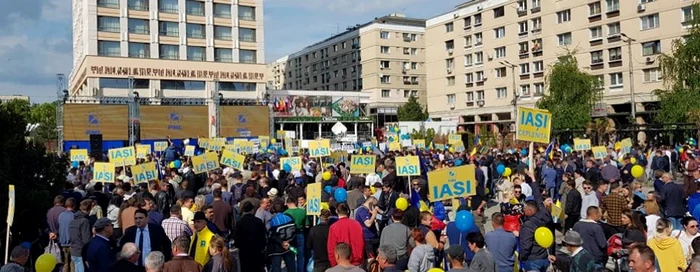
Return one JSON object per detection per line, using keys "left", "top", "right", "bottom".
{"left": 446, "top": 245, "right": 465, "bottom": 259}
{"left": 94, "top": 217, "right": 112, "bottom": 229}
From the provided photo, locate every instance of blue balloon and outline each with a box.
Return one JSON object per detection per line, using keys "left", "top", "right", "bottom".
{"left": 71, "top": 161, "right": 79, "bottom": 169}
{"left": 283, "top": 163, "right": 292, "bottom": 172}
{"left": 334, "top": 188, "right": 348, "bottom": 203}
{"left": 520, "top": 149, "right": 528, "bottom": 156}
{"left": 324, "top": 185, "right": 332, "bottom": 194}
{"left": 496, "top": 164, "right": 505, "bottom": 175}
{"left": 455, "top": 210, "right": 475, "bottom": 233}
{"left": 454, "top": 159, "right": 463, "bottom": 166}
{"left": 173, "top": 160, "right": 182, "bottom": 169}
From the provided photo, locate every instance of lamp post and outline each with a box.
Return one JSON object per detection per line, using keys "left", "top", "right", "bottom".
{"left": 621, "top": 33, "right": 637, "bottom": 121}
{"left": 500, "top": 60, "right": 519, "bottom": 122}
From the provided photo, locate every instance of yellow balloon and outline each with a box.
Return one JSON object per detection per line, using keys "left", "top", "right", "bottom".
{"left": 503, "top": 167, "right": 512, "bottom": 177}
{"left": 630, "top": 157, "right": 637, "bottom": 165}
{"left": 419, "top": 201, "right": 430, "bottom": 213}
{"left": 322, "top": 171, "right": 332, "bottom": 181}
{"left": 320, "top": 202, "right": 329, "bottom": 211}
{"left": 631, "top": 165, "right": 644, "bottom": 178}
{"left": 270, "top": 138, "right": 277, "bottom": 144}
{"left": 614, "top": 142, "right": 621, "bottom": 150}
{"left": 370, "top": 187, "right": 376, "bottom": 194}
{"left": 428, "top": 268, "right": 445, "bottom": 272}
{"left": 680, "top": 148, "right": 685, "bottom": 153}
{"left": 449, "top": 147, "right": 455, "bottom": 153}
{"left": 535, "top": 227, "right": 554, "bottom": 248}
{"left": 35, "top": 253, "right": 57, "bottom": 272}
{"left": 395, "top": 198, "right": 409, "bottom": 211}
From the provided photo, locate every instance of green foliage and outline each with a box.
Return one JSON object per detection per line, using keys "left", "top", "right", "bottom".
{"left": 410, "top": 127, "right": 437, "bottom": 144}
{"left": 30, "top": 102, "right": 58, "bottom": 144}
{"left": 536, "top": 53, "right": 600, "bottom": 130}
{"left": 397, "top": 96, "right": 427, "bottom": 121}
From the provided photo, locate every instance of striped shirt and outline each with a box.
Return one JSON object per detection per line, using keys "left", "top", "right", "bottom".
{"left": 161, "top": 216, "right": 192, "bottom": 242}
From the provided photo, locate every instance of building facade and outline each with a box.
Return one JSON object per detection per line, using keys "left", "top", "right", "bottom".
{"left": 266, "top": 56, "right": 288, "bottom": 90}
{"left": 69, "top": 0, "right": 266, "bottom": 101}
{"left": 426, "top": 0, "right": 690, "bottom": 133}
{"left": 272, "top": 14, "right": 427, "bottom": 127}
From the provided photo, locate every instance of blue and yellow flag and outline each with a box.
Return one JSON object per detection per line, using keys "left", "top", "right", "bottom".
{"left": 544, "top": 140, "right": 556, "bottom": 160}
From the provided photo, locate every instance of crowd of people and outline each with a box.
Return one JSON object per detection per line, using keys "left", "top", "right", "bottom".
{"left": 4, "top": 138, "right": 700, "bottom": 272}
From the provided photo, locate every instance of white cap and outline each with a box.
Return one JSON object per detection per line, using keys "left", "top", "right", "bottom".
{"left": 293, "top": 171, "right": 302, "bottom": 178}
{"left": 268, "top": 188, "right": 278, "bottom": 196}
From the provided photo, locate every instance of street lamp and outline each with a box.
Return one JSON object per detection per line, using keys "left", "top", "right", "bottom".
{"left": 499, "top": 60, "right": 519, "bottom": 120}
{"left": 620, "top": 33, "right": 637, "bottom": 121}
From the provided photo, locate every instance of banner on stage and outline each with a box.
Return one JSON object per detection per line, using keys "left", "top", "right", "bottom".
{"left": 428, "top": 165, "right": 476, "bottom": 202}
{"left": 396, "top": 156, "right": 420, "bottom": 176}
{"left": 108, "top": 146, "right": 136, "bottom": 167}
{"left": 350, "top": 155, "right": 376, "bottom": 174}
{"left": 516, "top": 107, "right": 552, "bottom": 144}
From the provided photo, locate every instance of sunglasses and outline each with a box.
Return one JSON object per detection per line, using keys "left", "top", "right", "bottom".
{"left": 689, "top": 225, "right": 698, "bottom": 229}
{"left": 514, "top": 191, "right": 521, "bottom": 193}
{"left": 584, "top": 187, "right": 592, "bottom": 190}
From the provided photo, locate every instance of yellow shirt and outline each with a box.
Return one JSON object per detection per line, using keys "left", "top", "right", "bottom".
{"left": 189, "top": 226, "right": 215, "bottom": 266}
{"left": 648, "top": 236, "right": 688, "bottom": 272}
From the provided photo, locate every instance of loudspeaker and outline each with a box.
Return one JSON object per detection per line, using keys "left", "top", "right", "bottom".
{"left": 90, "top": 134, "right": 103, "bottom": 158}
{"left": 461, "top": 132, "right": 470, "bottom": 147}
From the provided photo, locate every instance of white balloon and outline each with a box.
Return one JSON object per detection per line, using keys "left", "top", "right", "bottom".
{"left": 183, "top": 138, "right": 190, "bottom": 145}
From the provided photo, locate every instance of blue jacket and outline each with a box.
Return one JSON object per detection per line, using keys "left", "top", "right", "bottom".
{"left": 688, "top": 193, "right": 700, "bottom": 216}
{"left": 542, "top": 168, "right": 557, "bottom": 189}
{"left": 484, "top": 227, "right": 517, "bottom": 269}
{"left": 164, "top": 145, "right": 178, "bottom": 162}
{"left": 84, "top": 236, "right": 115, "bottom": 272}
{"left": 58, "top": 210, "right": 75, "bottom": 246}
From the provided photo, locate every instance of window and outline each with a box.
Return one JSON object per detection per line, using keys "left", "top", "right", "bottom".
{"left": 475, "top": 90, "right": 485, "bottom": 100}
{"left": 474, "top": 33, "right": 483, "bottom": 45}
{"left": 531, "top": 0, "right": 540, "bottom": 9}
{"left": 159, "top": 0, "right": 178, "bottom": 13}
{"left": 464, "top": 17, "right": 472, "bottom": 28}
{"left": 333, "top": 45, "right": 338, "bottom": 52}
{"left": 475, "top": 52, "right": 484, "bottom": 64}
{"left": 380, "top": 31, "right": 389, "bottom": 39}
{"left": 381, "top": 90, "right": 391, "bottom": 98}
{"left": 403, "top": 47, "right": 410, "bottom": 55}
{"left": 100, "top": 78, "right": 149, "bottom": 89}
{"left": 239, "top": 28, "right": 256, "bottom": 42}
{"left": 213, "top": 3, "right": 231, "bottom": 18}
{"left": 494, "top": 6, "right": 505, "bottom": 18}
{"left": 610, "top": 72, "right": 623, "bottom": 87}
{"left": 159, "top": 21, "right": 179, "bottom": 37}
{"left": 128, "top": 18, "right": 149, "bottom": 34}
{"left": 447, "top": 76, "right": 456, "bottom": 86}
{"left": 532, "top": 17, "right": 542, "bottom": 31}
{"left": 641, "top": 14, "right": 660, "bottom": 30}
{"left": 590, "top": 26, "right": 603, "bottom": 40}
{"left": 533, "top": 61, "right": 544, "bottom": 72}
{"left": 519, "top": 42, "right": 529, "bottom": 54}
{"left": 447, "top": 94, "right": 456, "bottom": 104}
{"left": 518, "top": 21, "right": 528, "bottom": 34}
{"left": 495, "top": 67, "right": 507, "bottom": 77}
{"left": 465, "top": 54, "right": 473, "bottom": 66}
{"left": 520, "top": 85, "right": 531, "bottom": 96}
{"left": 683, "top": 6, "right": 695, "bottom": 24}
{"left": 380, "top": 60, "right": 390, "bottom": 69}
{"left": 466, "top": 92, "right": 474, "bottom": 102}
{"left": 381, "top": 75, "right": 391, "bottom": 84}
{"left": 127, "top": 0, "right": 147, "bottom": 10}
{"left": 411, "top": 62, "right": 418, "bottom": 69}
{"left": 495, "top": 47, "right": 506, "bottom": 58}
{"left": 520, "top": 63, "right": 530, "bottom": 74}
{"left": 445, "top": 40, "right": 455, "bottom": 51}
{"left": 411, "top": 48, "right": 418, "bottom": 55}
{"left": 380, "top": 46, "right": 390, "bottom": 54}
{"left": 609, "top": 47, "right": 622, "bottom": 61}
{"left": 591, "top": 50, "right": 604, "bottom": 63}
{"left": 476, "top": 71, "right": 485, "bottom": 81}
{"left": 643, "top": 68, "right": 661, "bottom": 82}
{"left": 97, "top": 16, "right": 120, "bottom": 32}
{"left": 496, "top": 87, "right": 507, "bottom": 98}
{"left": 640, "top": 0, "right": 655, "bottom": 3}
{"left": 159, "top": 44, "right": 179, "bottom": 59}
{"left": 445, "top": 22, "right": 454, "bottom": 32}
{"left": 215, "top": 48, "right": 232, "bottom": 62}
{"left": 97, "top": 0, "right": 119, "bottom": 8}
{"left": 642, "top": 41, "right": 661, "bottom": 56}
{"left": 589, "top": 2, "right": 601, "bottom": 16}
{"left": 186, "top": 46, "right": 205, "bottom": 61}
{"left": 518, "top": 1, "right": 527, "bottom": 11}
{"left": 474, "top": 13, "right": 482, "bottom": 25}
{"left": 608, "top": 22, "right": 621, "bottom": 36}
{"left": 606, "top": 0, "right": 619, "bottom": 12}
{"left": 557, "top": 33, "right": 572, "bottom": 46}
{"left": 185, "top": 1, "right": 204, "bottom": 16}
{"left": 212, "top": 26, "right": 231, "bottom": 40}
{"left": 238, "top": 6, "right": 256, "bottom": 21}
{"left": 446, "top": 58, "right": 455, "bottom": 70}
{"left": 161, "top": 80, "right": 206, "bottom": 90}
{"left": 557, "top": 10, "right": 571, "bottom": 23}
{"left": 466, "top": 73, "right": 474, "bottom": 83}
{"left": 218, "top": 82, "right": 256, "bottom": 91}
{"left": 128, "top": 42, "right": 149, "bottom": 58}
{"left": 534, "top": 83, "right": 544, "bottom": 95}
{"left": 494, "top": 27, "right": 505, "bottom": 38}
{"left": 98, "top": 41, "right": 120, "bottom": 57}
{"left": 464, "top": 36, "right": 472, "bottom": 48}
{"left": 186, "top": 24, "right": 205, "bottom": 39}
{"left": 239, "top": 49, "right": 257, "bottom": 64}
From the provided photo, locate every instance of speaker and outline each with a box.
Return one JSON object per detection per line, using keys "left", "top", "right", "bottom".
{"left": 90, "top": 134, "right": 103, "bottom": 159}
{"left": 461, "top": 132, "right": 470, "bottom": 147}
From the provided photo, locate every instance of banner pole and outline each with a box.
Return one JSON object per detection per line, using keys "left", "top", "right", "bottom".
{"left": 4, "top": 225, "right": 9, "bottom": 263}
{"left": 528, "top": 142, "right": 534, "bottom": 174}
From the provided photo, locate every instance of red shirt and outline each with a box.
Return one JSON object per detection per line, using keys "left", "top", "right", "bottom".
{"left": 327, "top": 216, "right": 365, "bottom": 266}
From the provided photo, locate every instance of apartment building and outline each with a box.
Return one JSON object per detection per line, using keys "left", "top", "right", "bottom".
{"left": 266, "top": 56, "right": 288, "bottom": 90}
{"left": 69, "top": 0, "right": 266, "bottom": 100}
{"left": 278, "top": 13, "right": 427, "bottom": 126}
{"left": 426, "top": 0, "right": 691, "bottom": 132}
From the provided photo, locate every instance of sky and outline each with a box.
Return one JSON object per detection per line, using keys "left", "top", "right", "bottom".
{"left": 0, "top": 0, "right": 464, "bottom": 103}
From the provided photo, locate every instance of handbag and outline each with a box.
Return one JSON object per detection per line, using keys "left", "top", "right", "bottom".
{"left": 44, "top": 240, "right": 62, "bottom": 264}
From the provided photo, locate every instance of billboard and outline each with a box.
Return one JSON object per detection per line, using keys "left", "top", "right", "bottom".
{"left": 220, "top": 106, "right": 270, "bottom": 137}
{"left": 272, "top": 95, "right": 360, "bottom": 118}
{"left": 64, "top": 104, "right": 128, "bottom": 141}
{"left": 140, "top": 106, "right": 208, "bottom": 139}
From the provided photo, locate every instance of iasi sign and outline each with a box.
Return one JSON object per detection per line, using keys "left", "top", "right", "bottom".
{"left": 515, "top": 107, "right": 552, "bottom": 144}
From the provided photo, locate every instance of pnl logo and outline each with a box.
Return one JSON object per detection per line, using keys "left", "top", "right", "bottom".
{"left": 237, "top": 114, "right": 247, "bottom": 124}
{"left": 167, "top": 112, "right": 182, "bottom": 130}
{"left": 85, "top": 112, "right": 101, "bottom": 135}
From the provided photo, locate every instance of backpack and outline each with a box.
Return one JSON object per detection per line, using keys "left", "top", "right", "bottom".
{"left": 231, "top": 183, "right": 246, "bottom": 204}
{"left": 269, "top": 213, "right": 296, "bottom": 242}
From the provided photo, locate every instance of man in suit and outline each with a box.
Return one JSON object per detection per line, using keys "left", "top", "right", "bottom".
{"left": 83, "top": 217, "right": 116, "bottom": 272}
{"left": 120, "top": 208, "right": 172, "bottom": 266}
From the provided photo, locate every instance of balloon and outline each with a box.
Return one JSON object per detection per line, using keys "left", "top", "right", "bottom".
{"left": 535, "top": 227, "right": 554, "bottom": 248}
{"left": 173, "top": 160, "right": 182, "bottom": 168}
{"left": 520, "top": 149, "right": 528, "bottom": 156}
{"left": 503, "top": 167, "right": 512, "bottom": 177}
{"left": 428, "top": 268, "right": 445, "bottom": 272}
{"left": 320, "top": 202, "right": 329, "bottom": 211}
{"left": 168, "top": 161, "right": 176, "bottom": 169}
{"left": 35, "top": 253, "right": 56, "bottom": 272}
{"left": 614, "top": 142, "right": 621, "bottom": 150}
{"left": 395, "top": 198, "right": 409, "bottom": 211}
{"left": 454, "top": 159, "right": 463, "bottom": 166}
{"left": 334, "top": 188, "right": 348, "bottom": 203}
{"left": 71, "top": 161, "right": 79, "bottom": 168}
{"left": 283, "top": 163, "right": 292, "bottom": 172}
{"left": 370, "top": 187, "right": 376, "bottom": 194}
{"left": 630, "top": 157, "right": 637, "bottom": 165}
{"left": 419, "top": 201, "right": 430, "bottom": 213}
{"left": 449, "top": 147, "right": 455, "bottom": 153}
{"left": 631, "top": 165, "right": 644, "bottom": 178}
{"left": 322, "top": 171, "right": 332, "bottom": 181}
{"left": 183, "top": 138, "right": 190, "bottom": 145}
{"left": 271, "top": 138, "right": 277, "bottom": 144}
{"left": 455, "top": 210, "right": 475, "bottom": 233}
{"left": 497, "top": 164, "right": 506, "bottom": 175}
{"left": 324, "top": 185, "right": 332, "bottom": 194}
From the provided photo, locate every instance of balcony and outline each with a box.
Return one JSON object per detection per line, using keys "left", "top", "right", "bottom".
{"left": 531, "top": 27, "right": 541, "bottom": 34}
{"left": 403, "top": 36, "right": 412, "bottom": 42}
{"left": 609, "top": 55, "right": 622, "bottom": 63}
{"left": 531, "top": 5, "right": 541, "bottom": 13}
{"left": 519, "top": 50, "right": 529, "bottom": 58}
{"left": 517, "top": 6, "right": 528, "bottom": 16}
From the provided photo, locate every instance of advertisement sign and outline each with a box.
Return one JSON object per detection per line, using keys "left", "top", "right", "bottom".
{"left": 63, "top": 105, "right": 128, "bottom": 141}
{"left": 108, "top": 146, "right": 136, "bottom": 167}
{"left": 396, "top": 156, "right": 420, "bottom": 176}
{"left": 136, "top": 144, "right": 151, "bottom": 159}
{"left": 93, "top": 162, "right": 115, "bottom": 183}
{"left": 574, "top": 139, "right": 592, "bottom": 151}
{"left": 306, "top": 183, "right": 322, "bottom": 216}
{"left": 184, "top": 145, "right": 195, "bottom": 156}
{"left": 309, "top": 139, "right": 331, "bottom": 157}
{"left": 592, "top": 146, "right": 608, "bottom": 160}
{"left": 281, "top": 157, "right": 302, "bottom": 171}
{"left": 192, "top": 152, "right": 220, "bottom": 174}
{"left": 516, "top": 107, "right": 552, "bottom": 144}
{"left": 350, "top": 155, "right": 376, "bottom": 174}
{"left": 154, "top": 141, "right": 168, "bottom": 152}
{"left": 272, "top": 95, "right": 360, "bottom": 118}
{"left": 414, "top": 140, "right": 426, "bottom": 149}
{"left": 70, "top": 149, "right": 89, "bottom": 162}
{"left": 220, "top": 150, "right": 245, "bottom": 170}
{"left": 140, "top": 106, "right": 208, "bottom": 139}
{"left": 220, "top": 106, "right": 271, "bottom": 137}
{"left": 131, "top": 162, "right": 157, "bottom": 184}
{"left": 427, "top": 165, "right": 476, "bottom": 202}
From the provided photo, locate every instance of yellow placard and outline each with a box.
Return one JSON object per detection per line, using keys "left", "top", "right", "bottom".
{"left": 281, "top": 156, "right": 303, "bottom": 171}
{"left": 427, "top": 165, "right": 476, "bottom": 202}
{"left": 414, "top": 139, "right": 426, "bottom": 149}
{"left": 620, "top": 138, "right": 632, "bottom": 156}
{"left": 191, "top": 152, "right": 220, "bottom": 174}
{"left": 93, "top": 162, "right": 115, "bottom": 183}
{"left": 592, "top": 146, "right": 608, "bottom": 160}
{"left": 136, "top": 144, "right": 151, "bottom": 159}
{"left": 516, "top": 107, "right": 552, "bottom": 144}
{"left": 306, "top": 183, "right": 322, "bottom": 216}
{"left": 453, "top": 142, "right": 466, "bottom": 153}
{"left": 309, "top": 139, "right": 331, "bottom": 157}
{"left": 330, "top": 151, "right": 348, "bottom": 163}
{"left": 184, "top": 145, "right": 196, "bottom": 156}
{"left": 208, "top": 137, "right": 225, "bottom": 151}
{"left": 350, "top": 155, "right": 376, "bottom": 174}
{"left": 236, "top": 141, "right": 254, "bottom": 154}
{"left": 131, "top": 162, "right": 158, "bottom": 184}
{"left": 154, "top": 141, "right": 168, "bottom": 152}
{"left": 389, "top": 142, "right": 402, "bottom": 151}
{"left": 574, "top": 138, "right": 592, "bottom": 151}
{"left": 435, "top": 144, "right": 445, "bottom": 151}
{"left": 396, "top": 156, "right": 421, "bottom": 176}
{"left": 70, "top": 149, "right": 89, "bottom": 162}
{"left": 198, "top": 138, "right": 209, "bottom": 149}
{"left": 220, "top": 150, "right": 245, "bottom": 170}
{"left": 108, "top": 146, "right": 136, "bottom": 167}
{"left": 276, "top": 130, "right": 286, "bottom": 139}
{"left": 259, "top": 136, "right": 270, "bottom": 149}
{"left": 448, "top": 134, "right": 462, "bottom": 145}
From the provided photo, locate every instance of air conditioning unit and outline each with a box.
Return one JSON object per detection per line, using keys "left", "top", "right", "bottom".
{"left": 447, "top": 68, "right": 453, "bottom": 74}
{"left": 454, "top": 13, "right": 459, "bottom": 18}
{"left": 447, "top": 48, "right": 454, "bottom": 54}
{"left": 637, "top": 4, "right": 645, "bottom": 12}
{"left": 477, "top": 6, "right": 483, "bottom": 11}
{"left": 380, "top": 67, "right": 384, "bottom": 70}
{"left": 449, "top": 104, "right": 455, "bottom": 109}
{"left": 646, "top": 57, "right": 654, "bottom": 63}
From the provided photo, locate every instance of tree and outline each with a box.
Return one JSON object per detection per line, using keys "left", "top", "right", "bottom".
{"left": 585, "top": 118, "right": 615, "bottom": 145}
{"left": 29, "top": 102, "right": 58, "bottom": 145}
{"left": 397, "top": 95, "right": 428, "bottom": 121}
{"left": 536, "top": 53, "right": 600, "bottom": 131}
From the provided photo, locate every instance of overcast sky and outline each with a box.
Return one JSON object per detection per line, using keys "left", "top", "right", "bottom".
{"left": 0, "top": 0, "right": 464, "bottom": 103}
